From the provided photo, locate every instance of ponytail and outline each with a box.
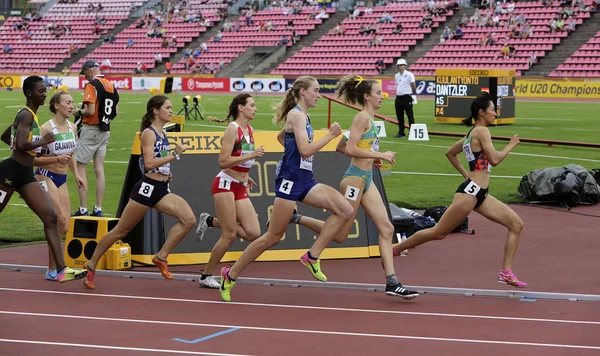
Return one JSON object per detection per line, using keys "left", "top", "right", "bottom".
{"left": 140, "top": 95, "right": 169, "bottom": 135}
{"left": 464, "top": 92, "right": 494, "bottom": 126}
{"left": 335, "top": 74, "right": 377, "bottom": 107}
{"left": 273, "top": 75, "right": 316, "bottom": 124}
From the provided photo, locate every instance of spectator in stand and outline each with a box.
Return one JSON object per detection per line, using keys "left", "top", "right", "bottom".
{"left": 378, "top": 12, "right": 393, "bottom": 24}
{"left": 528, "top": 52, "right": 537, "bottom": 68}
{"left": 155, "top": 53, "right": 162, "bottom": 66}
{"left": 315, "top": 7, "right": 328, "bottom": 20}
{"left": 170, "top": 36, "right": 178, "bottom": 47}
{"left": 165, "top": 60, "right": 172, "bottom": 74}
{"left": 365, "top": 1, "right": 373, "bottom": 14}
{"left": 214, "top": 31, "right": 223, "bottom": 42}
{"left": 105, "top": 33, "right": 116, "bottom": 43}
{"left": 292, "top": 29, "right": 299, "bottom": 44}
{"left": 392, "top": 22, "right": 403, "bottom": 34}
{"left": 348, "top": 7, "right": 361, "bottom": 19}
{"left": 331, "top": 22, "right": 344, "bottom": 35}
{"left": 443, "top": 26, "right": 453, "bottom": 40}
{"left": 454, "top": 26, "right": 464, "bottom": 39}
{"left": 278, "top": 36, "right": 289, "bottom": 46}
{"left": 62, "top": 66, "right": 70, "bottom": 76}
{"left": 3, "top": 44, "right": 13, "bottom": 54}
{"left": 100, "top": 58, "right": 111, "bottom": 72}
{"left": 161, "top": 37, "right": 169, "bottom": 48}
{"left": 375, "top": 58, "right": 385, "bottom": 74}
{"left": 567, "top": 18, "right": 577, "bottom": 33}
{"left": 93, "top": 25, "right": 101, "bottom": 35}
{"left": 497, "top": 43, "right": 510, "bottom": 59}
{"left": 126, "top": 39, "right": 134, "bottom": 48}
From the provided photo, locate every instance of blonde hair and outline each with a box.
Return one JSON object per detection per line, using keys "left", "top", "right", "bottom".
{"left": 273, "top": 75, "right": 317, "bottom": 124}
{"left": 49, "top": 91, "right": 71, "bottom": 114}
{"left": 335, "top": 75, "right": 378, "bottom": 107}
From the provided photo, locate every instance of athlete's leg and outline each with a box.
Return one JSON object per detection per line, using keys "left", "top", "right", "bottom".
{"left": 203, "top": 192, "right": 239, "bottom": 276}
{"left": 331, "top": 177, "right": 365, "bottom": 243}
{"left": 228, "top": 197, "right": 297, "bottom": 279}
{"left": 86, "top": 200, "right": 149, "bottom": 270}
{"left": 93, "top": 155, "right": 106, "bottom": 210}
{"left": 302, "top": 183, "right": 354, "bottom": 258}
{"left": 19, "top": 181, "right": 65, "bottom": 271}
{"left": 393, "top": 193, "right": 476, "bottom": 255}
{"left": 474, "top": 194, "right": 524, "bottom": 271}
{"left": 153, "top": 194, "right": 196, "bottom": 258}
{"left": 360, "top": 186, "right": 395, "bottom": 276}
{"left": 75, "top": 161, "right": 88, "bottom": 210}
{"left": 0, "top": 182, "right": 16, "bottom": 214}
{"left": 36, "top": 175, "right": 61, "bottom": 271}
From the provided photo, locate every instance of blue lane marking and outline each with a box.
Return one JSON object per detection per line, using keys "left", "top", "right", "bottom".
{"left": 172, "top": 327, "right": 240, "bottom": 344}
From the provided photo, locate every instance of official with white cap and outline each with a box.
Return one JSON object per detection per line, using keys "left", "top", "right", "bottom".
{"left": 394, "top": 58, "right": 416, "bottom": 138}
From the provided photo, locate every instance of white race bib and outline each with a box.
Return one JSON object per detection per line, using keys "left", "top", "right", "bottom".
{"left": 139, "top": 182, "right": 155, "bottom": 197}
{"left": 463, "top": 180, "right": 481, "bottom": 196}
{"left": 0, "top": 189, "right": 6, "bottom": 204}
{"left": 370, "top": 137, "right": 380, "bottom": 152}
{"left": 278, "top": 179, "right": 294, "bottom": 195}
{"left": 344, "top": 186, "right": 360, "bottom": 201}
{"left": 239, "top": 151, "right": 255, "bottom": 169}
{"left": 39, "top": 180, "right": 48, "bottom": 192}
{"left": 300, "top": 155, "right": 313, "bottom": 171}
{"left": 218, "top": 177, "right": 232, "bottom": 190}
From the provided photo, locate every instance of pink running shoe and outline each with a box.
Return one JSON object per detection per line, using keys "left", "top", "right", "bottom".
{"left": 497, "top": 271, "right": 528, "bottom": 288}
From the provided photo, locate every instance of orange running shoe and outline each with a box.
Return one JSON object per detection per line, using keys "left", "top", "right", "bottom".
{"left": 82, "top": 262, "right": 96, "bottom": 289}
{"left": 152, "top": 255, "right": 173, "bottom": 280}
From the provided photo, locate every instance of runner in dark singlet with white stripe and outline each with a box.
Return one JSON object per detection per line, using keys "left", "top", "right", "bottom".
{"left": 391, "top": 92, "right": 528, "bottom": 288}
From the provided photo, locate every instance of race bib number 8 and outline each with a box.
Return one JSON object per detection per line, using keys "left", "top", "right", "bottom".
{"left": 219, "top": 177, "right": 231, "bottom": 190}
{"left": 344, "top": 186, "right": 360, "bottom": 201}
{"left": 463, "top": 181, "right": 481, "bottom": 196}
{"left": 278, "top": 179, "right": 293, "bottom": 195}
{"left": 139, "top": 182, "right": 154, "bottom": 198}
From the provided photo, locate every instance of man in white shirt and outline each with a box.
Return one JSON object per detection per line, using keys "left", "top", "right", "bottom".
{"left": 394, "top": 58, "right": 416, "bottom": 138}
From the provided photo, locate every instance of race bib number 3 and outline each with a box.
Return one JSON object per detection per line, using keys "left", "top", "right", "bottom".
{"left": 463, "top": 181, "right": 481, "bottom": 196}
{"left": 278, "top": 179, "right": 294, "bottom": 195}
{"left": 219, "top": 177, "right": 232, "bottom": 190}
{"left": 139, "top": 182, "right": 155, "bottom": 197}
{"left": 344, "top": 186, "right": 360, "bottom": 201}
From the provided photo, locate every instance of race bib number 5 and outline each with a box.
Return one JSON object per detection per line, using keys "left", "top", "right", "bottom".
{"left": 463, "top": 181, "right": 481, "bottom": 196}
{"left": 139, "top": 182, "right": 155, "bottom": 197}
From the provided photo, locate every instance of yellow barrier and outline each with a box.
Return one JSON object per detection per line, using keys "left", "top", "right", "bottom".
{"left": 515, "top": 77, "right": 600, "bottom": 99}
{"left": 0, "top": 76, "right": 21, "bottom": 89}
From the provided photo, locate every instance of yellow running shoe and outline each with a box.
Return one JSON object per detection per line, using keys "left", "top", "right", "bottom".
{"left": 57, "top": 267, "right": 87, "bottom": 283}
{"left": 300, "top": 252, "right": 327, "bottom": 282}
{"left": 219, "top": 267, "right": 236, "bottom": 302}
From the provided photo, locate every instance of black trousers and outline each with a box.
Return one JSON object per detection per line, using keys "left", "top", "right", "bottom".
{"left": 395, "top": 94, "right": 415, "bottom": 136}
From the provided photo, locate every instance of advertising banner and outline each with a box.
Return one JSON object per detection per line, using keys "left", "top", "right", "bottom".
{"left": 515, "top": 77, "right": 600, "bottom": 99}
{"left": 182, "top": 77, "right": 230, "bottom": 92}
{"left": 382, "top": 79, "right": 436, "bottom": 96}
{"left": 79, "top": 76, "right": 132, "bottom": 90}
{"left": 230, "top": 77, "right": 285, "bottom": 93}
{"left": 40, "top": 76, "right": 79, "bottom": 89}
{"left": 0, "top": 76, "right": 22, "bottom": 89}
{"left": 132, "top": 77, "right": 165, "bottom": 90}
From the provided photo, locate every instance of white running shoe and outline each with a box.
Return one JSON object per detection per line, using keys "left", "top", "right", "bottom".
{"left": 199, "top": 275, "right": 220, "bottom": 289}
{"left": 196, "top": 213, "right": 210, "bottom": 241}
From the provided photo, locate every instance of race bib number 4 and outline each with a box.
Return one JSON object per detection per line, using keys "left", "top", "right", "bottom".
{"left": 139, "top": 182, "right": 155, "bottom": 197}
{"left": 463, "top": 180, "right": 481, "bottom": 196}
{"left": 278, "top": 179, "right": 294, "bottom": 195}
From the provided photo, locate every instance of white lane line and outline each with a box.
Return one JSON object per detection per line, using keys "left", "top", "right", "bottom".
{"left": 1, "top": 312, "right": 598, "bottom": 350}
{"left": 381, "top": 141, "right": 600, "bottom": 163}
{"left": 0, "top": 338, "right": 250, "bottom": 356}
{"left": 392, "top": 172, "right": 522, "bottom": 179}
{"left": 0, "top": 287, "right": 598, "bottom": 325}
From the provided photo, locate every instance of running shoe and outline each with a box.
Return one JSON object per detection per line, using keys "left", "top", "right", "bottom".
{"left": 219, "top": 267, "right": 236, "bottom": 302}
{"left": 57, "top": 267, "right": 87, "bottom": 283}
{"left": 82, "top": 262, "right": 96, "bottom": 289}
{"left": 72, "top": 209, "right": 88, "bottom": 217}
{"left": 196, "top": 213, "right": 210, "bottom": 241}
{"left": 152, "top": 255, "right": 173, "bottom": 280}
{"left": 199, "top": 275, "right": 220, "bottom": 289}
{"left": 45, "top": 269, "right": 57, "bottom": 281}
{"left": 385, "top": 283, "right": 419, "bottom": 300}
{"left": 90, "top": 209, "right": 103, "bottom": 217}
{"left": 497, "top": 271, "right": 528, "bottom": 288}
{"left": 300, "top": 252, "right": 327, "bottom": 282}
{"left": 266, "top": 209, "right": 297, "bottom": 228}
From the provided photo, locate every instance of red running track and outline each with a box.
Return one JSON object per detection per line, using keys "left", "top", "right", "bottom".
{"left": 1, "top": 271, "right": 599, "bottom": 356}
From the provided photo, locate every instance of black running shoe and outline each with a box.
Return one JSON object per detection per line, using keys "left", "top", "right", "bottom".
{"left": 385, "top": 283, "right": 419, "bottom": 300}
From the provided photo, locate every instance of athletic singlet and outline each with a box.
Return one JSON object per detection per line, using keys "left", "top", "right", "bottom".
{"left": 229, "top": 121, "right": 255, "bottom": 173}
{"left": 44, "top": 119, "right": 76, "bottom": 156}
{"left": 463, "top": 127, "right": 491, "bottom": 172}
{"left": 139, "top": 127, "right": 171, "bottom": 176}
{"left": 11, "top": 107, "right": 41, "bottom": 156}
{"left": 343, "top": 112, "right": 380, "bottom": 152}
{"left": 277, "top": 106, "right": 314, "bottom": 180}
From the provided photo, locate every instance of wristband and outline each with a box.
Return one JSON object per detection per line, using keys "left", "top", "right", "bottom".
{"left": 172, "top": 151, "right": 180, "bottom": 160}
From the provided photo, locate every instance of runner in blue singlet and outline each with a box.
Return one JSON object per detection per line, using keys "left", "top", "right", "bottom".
{"left": 219, "top": 76, "right": 354, "bottom": 302}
